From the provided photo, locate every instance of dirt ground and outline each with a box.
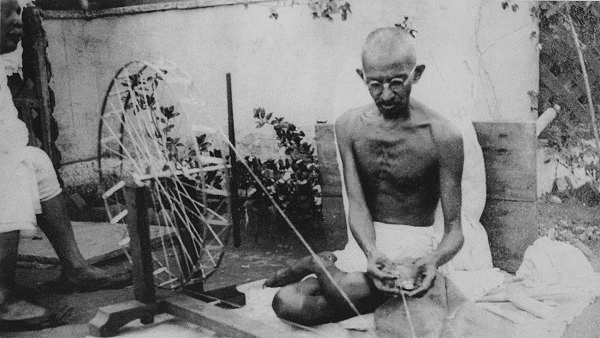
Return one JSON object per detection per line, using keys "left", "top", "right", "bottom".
{"left": 3, "top": 200, "right": 600, "bottom": 338}
{"left": 3, "top": 225, "right": 320, "bottom": 338}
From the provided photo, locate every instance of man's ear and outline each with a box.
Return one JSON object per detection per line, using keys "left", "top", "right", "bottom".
{"left": 412, "top": 65, "right": 426, "bottom": 84}
{"left": 356, "top": 69, "right": 365, "bottom": 81}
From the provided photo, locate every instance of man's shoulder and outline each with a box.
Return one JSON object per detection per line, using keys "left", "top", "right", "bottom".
{"left": 335, "top": 103, "right": 374, "bottom": 130}
{"left": 336, "top": 103, "right": 375, "bottom": 124}
{"left": 411, "top": 99, "right": 461, "bottom": 142}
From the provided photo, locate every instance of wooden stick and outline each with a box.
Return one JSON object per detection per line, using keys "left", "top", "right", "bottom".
{"left": 227, "top": 73, "right": 242, "bottom": 247}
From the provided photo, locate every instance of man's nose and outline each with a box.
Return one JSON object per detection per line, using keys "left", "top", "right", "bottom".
{"left": 380, "top": 85, "right": 395, "bottom": 102}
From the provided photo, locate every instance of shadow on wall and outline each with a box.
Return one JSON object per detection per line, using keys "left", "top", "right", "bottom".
{"left": 37, "top": 0, "right": 175, "bottom": 11}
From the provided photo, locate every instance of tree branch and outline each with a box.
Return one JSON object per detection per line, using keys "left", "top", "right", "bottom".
{"left": 566, "top": 13, "right": 600, "bottom": 160}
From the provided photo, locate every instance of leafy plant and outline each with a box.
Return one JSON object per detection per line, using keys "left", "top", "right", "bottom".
{"left": 236, "top": 108, "right": 323, "bottom": 233}
{"left": 268, "top": 0, "right": 350, "bottom": 21}
{"left": 115, "top": 71, "right": 227, "bottom": 210}
{"left": 395, "top": 16, "right": 417, "bottom": 37}
{"left": 308, "top": 0, "right": 351, "bottom": 21}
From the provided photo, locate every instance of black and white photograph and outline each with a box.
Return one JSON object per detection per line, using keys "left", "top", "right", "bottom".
{"left": 0, "top": 0, "right": 599, "bottom": 337}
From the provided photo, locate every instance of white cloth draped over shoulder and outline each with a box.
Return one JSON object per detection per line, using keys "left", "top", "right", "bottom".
{"left": 333, "top": 114, "right": 494, "bottom": 274}
{"left": 0, "top": 56, "right": 41, "bottom": 234}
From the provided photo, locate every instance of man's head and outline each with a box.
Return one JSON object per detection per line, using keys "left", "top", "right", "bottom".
{"left": 0, "top": 0, "right": 22, "bottom": 54}
{"left": 356, "top": 27, "right": 425, "bottom": 116}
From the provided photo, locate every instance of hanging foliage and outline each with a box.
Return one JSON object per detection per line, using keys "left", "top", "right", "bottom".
{"left": 269, "top": 0, "right": 351, "bottom": 21}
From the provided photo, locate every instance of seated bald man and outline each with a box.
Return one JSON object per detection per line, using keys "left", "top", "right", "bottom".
{"left": 0, "top": 0, "right": 130, "bottom": 329}
{"left": 263, "top": 27, "right": 470, "bottom": 326}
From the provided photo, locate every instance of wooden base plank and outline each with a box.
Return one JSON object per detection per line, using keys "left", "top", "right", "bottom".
{"left": 88, "top": 300, "right": 158, "bottom": 337}
{"left": 163, "top": 294, "right": 305, "bottom": 338}
{"left": 89, "top": 293, "right": 306, "bottom": 338}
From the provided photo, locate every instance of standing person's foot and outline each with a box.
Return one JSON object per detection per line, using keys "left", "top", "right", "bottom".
{"left": 0, "top": 286, "right": 71, "bottom": 331}
{"left": 54, "top": 265, "right": 132, "bottom": 293}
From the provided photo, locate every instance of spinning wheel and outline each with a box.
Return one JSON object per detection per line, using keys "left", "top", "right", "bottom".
{"left": 91, "top": 61, "right": 359, "bottom": 338}
{"left": 97, "top": 61, "right": 233, "bottom": 289}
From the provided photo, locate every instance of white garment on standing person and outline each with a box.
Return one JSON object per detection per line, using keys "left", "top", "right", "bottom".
{"left": 0, "top": 56, "right": 61, "bottom": 234}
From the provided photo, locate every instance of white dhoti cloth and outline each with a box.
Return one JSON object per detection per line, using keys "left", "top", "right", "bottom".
{"left": 334, "top": 210, "right": 493, "bottom": 276}
{"left": 0, "top": 146, "right": 62, "bottom": 234}
{"left": 334, "top": 222, "right": 442, "bottom": 273}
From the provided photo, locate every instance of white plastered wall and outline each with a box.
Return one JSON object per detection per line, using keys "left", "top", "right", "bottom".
{"left": 40, "top": 0, "right": 538, "bottom": 186}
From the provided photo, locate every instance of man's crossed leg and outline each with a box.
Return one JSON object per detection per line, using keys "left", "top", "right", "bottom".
{"left": 265, "top": 252, "right": 418, "bottom": 326}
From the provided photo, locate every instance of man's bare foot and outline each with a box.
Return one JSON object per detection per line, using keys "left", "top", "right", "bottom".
{"left": 264, "top": 252, "right": 337, "bottom": 287}
{"left": 55, "top": 265, "right": 132, "bottom": 293}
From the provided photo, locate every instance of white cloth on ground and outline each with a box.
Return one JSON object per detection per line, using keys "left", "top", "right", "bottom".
{"left": 515, "top": 237, "right": 600, "bottom": 324}
{"left": 462, "top": 237, "right": 600, "bottom": 338}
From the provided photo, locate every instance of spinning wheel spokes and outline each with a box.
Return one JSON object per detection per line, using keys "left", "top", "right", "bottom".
{"left": 98, "top": 61, "right": 231, "bottom": 289}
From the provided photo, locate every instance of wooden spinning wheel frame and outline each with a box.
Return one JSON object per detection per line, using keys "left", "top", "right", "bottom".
{"left": 91, "top": 61, "right": 366, "bottom": 338}
{"left": 97, "top": 61, "right": 233, "bottom": 289}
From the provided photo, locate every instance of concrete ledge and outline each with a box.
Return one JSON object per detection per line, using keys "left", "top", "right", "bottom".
{"left": 479, "top": 200, "right": 539, "bottom": 273}
{"left": 42, "top": 0, "right": 274, "bottom": 20}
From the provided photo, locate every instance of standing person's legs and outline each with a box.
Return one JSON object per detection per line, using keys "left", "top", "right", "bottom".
{"left": 29, "top": 147, "right": 130, "bottom": 291}
{"left": 0, "top": 231, "right": 21, "bottom": 303}
{"left": 37, "top": 193, "right": 130, "bottom": 290}
{"left": 37, "top": 194, "right": 88, "bottom": 273}
{"left": 0, "top": 231, "right": 47, "bottom": 322}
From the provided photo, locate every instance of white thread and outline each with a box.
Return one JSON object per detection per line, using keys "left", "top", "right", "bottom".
{"left": 401, "top": 291, "right": 418, "bottom": 338}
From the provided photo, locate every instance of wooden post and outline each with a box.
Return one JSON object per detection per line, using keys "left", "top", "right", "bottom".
{"left": 21, "top": 7, "right": 57, "bottom": 168}
{"left": 89, "top": 184, "right": 157, "bottom": 335}
{"left": 314, "top": 124, "right": 348, "bottom": 250}
{"left": 227, "top": 73, "right": 241, "bottom": 247}
{"left": 123, "top": 186, "right": 155, "bottom": 306}
{"left": 474, "top": 121, "right": 538, "bottom": 273}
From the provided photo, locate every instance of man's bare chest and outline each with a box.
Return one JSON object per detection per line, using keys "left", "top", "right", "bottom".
{"left": 352, "top": 126, "right": 438, "bottom": 180}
